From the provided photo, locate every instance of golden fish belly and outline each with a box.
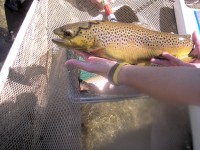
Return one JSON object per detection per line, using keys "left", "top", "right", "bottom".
{"left": 101, "top": 43, "right": 193, "bottom": 64}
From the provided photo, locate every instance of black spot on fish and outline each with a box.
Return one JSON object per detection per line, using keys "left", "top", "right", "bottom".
{"left": 75, "top": 21, "right": 100, "bottom": 37}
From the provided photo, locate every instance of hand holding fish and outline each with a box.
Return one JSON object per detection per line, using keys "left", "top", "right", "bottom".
{"left": 65, "top": 50, "right": 116, "bottom": 78}
{"left": 65, "top": 49, "right": 200, "bottom": 105}
{"left": 64, "top": 30, "right": 200, "bottom": 105}
{"left": 151, "top": 31, "right": 200, "bottom": 68}
{"left": 53, "top": 20, "right": 200, "bottom": 104}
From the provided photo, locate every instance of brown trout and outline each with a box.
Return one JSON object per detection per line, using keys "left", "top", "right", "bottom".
{"left": 52, "top": 20, "right": 195, "bottom": 65}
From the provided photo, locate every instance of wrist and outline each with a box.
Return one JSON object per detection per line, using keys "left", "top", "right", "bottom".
{"left": 117, "top": 64, "right": 130, "bottom": 85}
{"left": 107, "top": 63, "right": 129, "bottom": 85}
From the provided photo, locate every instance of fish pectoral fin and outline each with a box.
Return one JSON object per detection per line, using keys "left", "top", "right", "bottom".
{"left": 155, "top": 54, "right": 194, "bottom": 63}
{"left": 88, "top": 47, "right": 107, "bottom": 58}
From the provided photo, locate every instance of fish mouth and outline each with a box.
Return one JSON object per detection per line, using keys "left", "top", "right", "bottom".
{"left": 52, "top": 38, "right": 65, "bottom": 45}
{"left": 52, "top": 39, "right": 64, "bottom": 43}
{"left": 52, "top": 38, "right": 71, "bottom": 47}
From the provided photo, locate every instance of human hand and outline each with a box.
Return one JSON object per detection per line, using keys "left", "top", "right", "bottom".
{"left": 91, "top": 0, "right": 114, "bottom": 8}
{"left": 65, "top": 50, "right": 117, "bottom": 78}
{"left": 151, "top": 31, "right": 200, "bottom": 68}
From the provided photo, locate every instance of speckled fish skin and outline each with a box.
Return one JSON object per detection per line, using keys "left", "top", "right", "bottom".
{"left": 52, "top": 20, "right": 194, "bottom": 65}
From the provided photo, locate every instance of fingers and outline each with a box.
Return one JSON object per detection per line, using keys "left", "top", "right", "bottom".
{"left": 73, "top": 50, "right": 106, "bottom": 61}
{"left": 151, "top": 52, "right": 186, "bottom": 66}
{"left": 65, "top": 55, "right": 117, "bottom": 77}
{"left": 65, "top": 59, "right": 91, "bottom": 71}
{"left": 192, "top": 31, "right": 200, "bottom": 47}
{"left": 107, "top": 0, "right": 115, "bottom": 3}
{"left": 162, "top": 52, "right": 184, "bottom": 65}
{"left": 91, "top": 0, "right": 102, "bottom": 4}
{"left": 192, "top": 31, "right": 200, "bottom": 58}
{"left": 72, "top": 50, "right": 91, "bottom": 60}
{"left": 151, "top": 58, "right": 171, "bottom": 66}
{"left": 91, "top": 0, "right": 103, "bottom": 8}
{"left": 91, "top": 0, "right": 114, "bottom": 4}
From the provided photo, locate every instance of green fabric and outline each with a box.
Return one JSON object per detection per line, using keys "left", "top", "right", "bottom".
{"left": 79, "top": 57, "right": 96, "bottom": 80}
{"left": 80, "top": 70, "right": 96, "bottom": 80}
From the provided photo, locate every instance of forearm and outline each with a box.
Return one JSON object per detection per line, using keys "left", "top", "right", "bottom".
{"left": 118, "top": 65, "right": 200, "bottom": 105}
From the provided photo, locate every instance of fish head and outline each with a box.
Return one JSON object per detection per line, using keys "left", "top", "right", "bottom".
{"left": 52, "top": 21, "right": 99, "bottom": 51}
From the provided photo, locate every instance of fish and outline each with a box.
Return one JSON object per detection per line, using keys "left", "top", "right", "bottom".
{"left": 52, "top": 20, "right": 195, "bottom": 65}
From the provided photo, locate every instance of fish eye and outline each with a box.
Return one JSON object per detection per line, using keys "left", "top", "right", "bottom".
{"left": 64, "top": 30, "right": 73, "bottom": 37}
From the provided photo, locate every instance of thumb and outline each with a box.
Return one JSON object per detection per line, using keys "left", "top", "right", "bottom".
{"left": 192, "top": 31, "right": 200, "bottom": 57}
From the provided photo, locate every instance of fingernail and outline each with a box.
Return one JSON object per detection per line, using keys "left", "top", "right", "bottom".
{"left": 162, "top": 52, "right": 168, "bottom": 55}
